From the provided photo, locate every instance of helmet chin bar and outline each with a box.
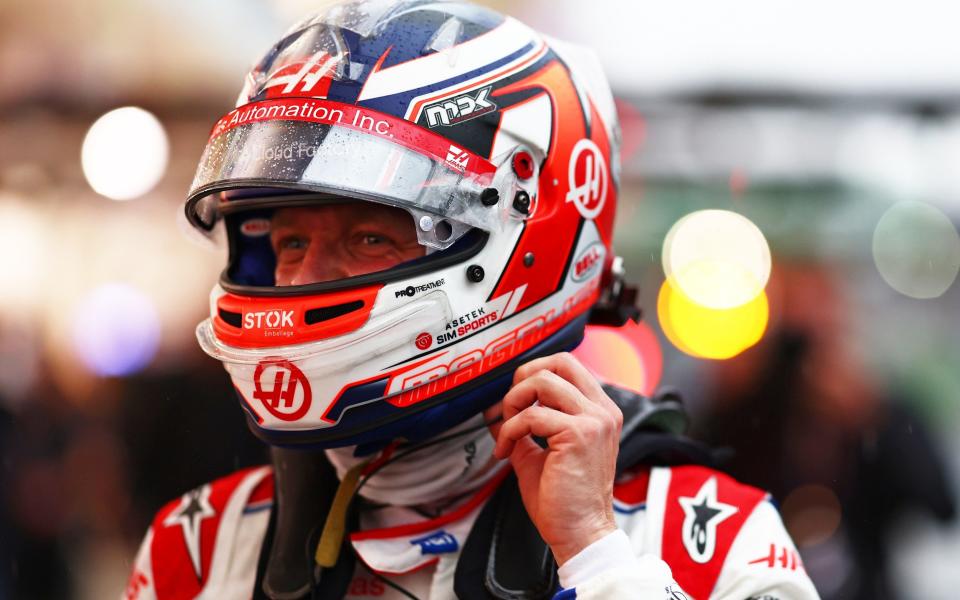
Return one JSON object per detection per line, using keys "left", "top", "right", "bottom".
{"left": 239, "top": 313, "right": 589, "bottom": 449}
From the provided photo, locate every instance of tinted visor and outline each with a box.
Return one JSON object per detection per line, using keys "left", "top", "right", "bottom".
{"left": 223, "top": 200, "right": 488, "bottom": 292}
{"left": 224, "top": 201, "right": 416, "bottom": 288}
{"left": 186, "top": 98, "right": 501, "bottom": 252}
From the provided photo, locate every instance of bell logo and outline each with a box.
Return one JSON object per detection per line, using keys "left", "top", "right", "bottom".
{"left": 572, "top": 242, "right": 605, "bottom": 282}
{"left": 252, "top": 360, "right": 312, "bottom": 421}
{"left": 240, "top": 218, "right": 271, "bottom": 237}
{"left": 566, "top": 139, "right": 608, "bottom": 220}
{"left": 244, "top": 310, "right": 295, "bottom": 329}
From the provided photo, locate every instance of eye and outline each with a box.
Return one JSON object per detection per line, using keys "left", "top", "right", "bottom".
{"left": 350, "top": 229, "right": 399, "bottom": 258}
{"left": 361, "top": 233, "right": 387, "bottom": 245}
{"left": 274, "top": 235, "right": 309, "bottom": 260}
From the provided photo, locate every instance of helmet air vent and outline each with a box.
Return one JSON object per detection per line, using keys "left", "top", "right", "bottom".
{"left": 304, "top": 300, "right": 365, "bottom": 325}
{"left": 218, "top": 308, "right": 243, "bottom": 328}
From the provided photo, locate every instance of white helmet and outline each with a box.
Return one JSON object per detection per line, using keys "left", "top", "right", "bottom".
{"left": 184, "top": 0, "right": 623, "bottom": 449}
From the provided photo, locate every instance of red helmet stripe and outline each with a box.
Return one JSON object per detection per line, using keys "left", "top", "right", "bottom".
{"left": 488, "top": 59, "right": 596, "bottom": 311}
{"left": 207, "top": 98, "right": 497, "bottom": 178}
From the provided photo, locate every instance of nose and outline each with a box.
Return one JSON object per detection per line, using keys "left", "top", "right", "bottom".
{"left": 288, "top": 238, "right": 350, "bottom": 286}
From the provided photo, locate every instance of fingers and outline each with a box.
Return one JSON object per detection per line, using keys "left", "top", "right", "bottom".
{"left": 483, "top": 402, "right": 505, "bottom": 441}
{"left": 511, "top": 352, "right": 623, "bottom": 427}
{"left": 494, "top": 400, "right": 621, "bottom": 460}
{"left": 492, "top": 352, "right": 625, "bottom": 461}
{"left": 494, "top": 404, "right": 576, "bottom": 458}
{"left": 501, "top": 369, "right": 588, "bottom": 422}
{"left": 514, "top": 352, "right": 607, "bottom": 403}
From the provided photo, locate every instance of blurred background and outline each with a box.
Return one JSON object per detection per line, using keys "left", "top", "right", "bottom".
{"left": 1, "top": 0, "right": 959, "bottom": 598}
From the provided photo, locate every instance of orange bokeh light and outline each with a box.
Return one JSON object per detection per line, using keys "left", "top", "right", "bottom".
{"left": 573, "top": 319, "right": 663, "bottom": 395}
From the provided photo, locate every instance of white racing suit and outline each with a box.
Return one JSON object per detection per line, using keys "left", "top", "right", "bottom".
{"left": 123, "top": 462, "right": 819, "bottom": 600}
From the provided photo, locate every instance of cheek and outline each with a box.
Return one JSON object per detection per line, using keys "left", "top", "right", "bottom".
{"left": 347, "top": 244, "right": 423, "bottom": 272}
{"left": 401, "top": 244, "right": 426, "bottom": 261}
{"left": 348, "top": 255, "right": 407, "bottom": 276}
{"left": 273, "top": 263, "right": 297, "bottom": 286}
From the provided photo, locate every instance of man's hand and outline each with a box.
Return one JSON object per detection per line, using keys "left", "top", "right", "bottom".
{"left": 487, "top": 352, "right": 623, "bottom": 566}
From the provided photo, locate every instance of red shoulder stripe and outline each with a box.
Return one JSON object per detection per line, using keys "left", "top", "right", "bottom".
{"left": 149, "top": 467, "right": 265, "bottom": 600}
{"left": 661, "top": 465, "right": 766, "bottom": 599}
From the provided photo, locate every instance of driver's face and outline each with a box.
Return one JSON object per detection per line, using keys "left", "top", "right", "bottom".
{"left": 270, "top": 202, "right": 425, "bottom": 287}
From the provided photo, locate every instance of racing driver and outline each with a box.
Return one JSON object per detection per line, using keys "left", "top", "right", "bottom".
{"left": 124, "top": 1, "right": 820, "bottom": 599}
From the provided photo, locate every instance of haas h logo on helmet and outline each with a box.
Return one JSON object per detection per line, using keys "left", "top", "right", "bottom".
{"left": 253, "top": 359, "right": 312, "bottom": 422}
{"left": 261, "top": 50, "right": 338, "bottom": 96}
{"left": 566, "top": 139, "right": 608, "bottom": 220}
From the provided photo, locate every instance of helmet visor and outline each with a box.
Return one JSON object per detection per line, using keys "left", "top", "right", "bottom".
{"left": 221, "top": 200, "right": 485, "bottom": 290}
{"left": 187, "top": 98, "right": 501, "bottom": 251}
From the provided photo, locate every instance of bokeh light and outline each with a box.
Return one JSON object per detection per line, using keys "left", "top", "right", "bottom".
{"left": 872, "top": 200, "right": 960, "bottom": 299}
{"left": 781, "top": 484, "right": 843, "bottom": 548}
{"left": 70, "top": 283, "right": 161, "bottom": 377}
{"left": 662, "top": 209, "right": 771, "bottom": 309}
{"left": 0, "top": 196, "right": 47, "bottom": 310}
{"left": 573, "top": 319, "right": 663, "bottom": 395}
{"left": 657, "top": 277, "right": 769, "bottom": 360}
{"left": 81, "top": 107, "right": 169, "bottom": 201}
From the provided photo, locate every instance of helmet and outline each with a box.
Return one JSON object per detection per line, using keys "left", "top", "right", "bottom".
{"left": 185, "top": 0, "right": 622, "bottom": 449}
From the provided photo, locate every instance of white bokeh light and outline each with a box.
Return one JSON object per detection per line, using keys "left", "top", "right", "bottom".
{"left": 662, "top": 209, "right": 772, "bottom": 309}
{"left": 81, "top": 106, "right": 169, "bottom": 201}
{"left": 872, "top": 200, "right": 960, "bottom": 299}
{"left": 0, "top": 197, "right": 47, "bottom": 310}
